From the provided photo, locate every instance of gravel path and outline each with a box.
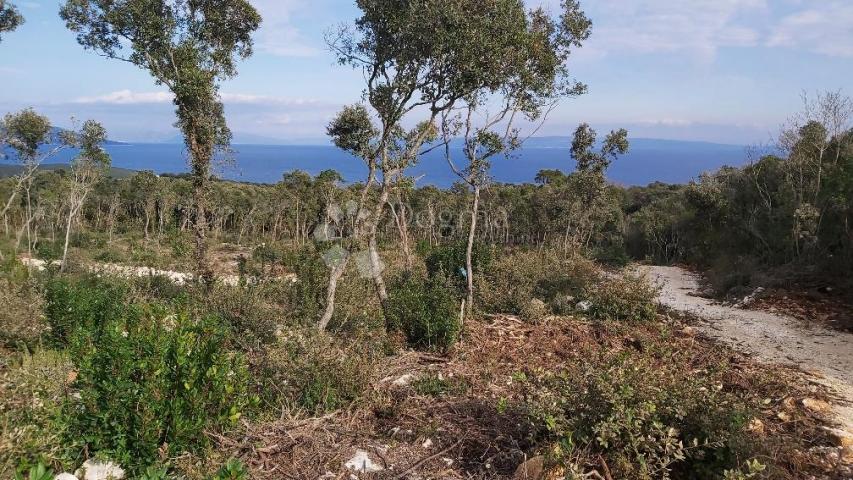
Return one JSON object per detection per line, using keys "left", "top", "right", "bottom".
{"left": 643, "top": 266, "right": 853, "bottom": 431}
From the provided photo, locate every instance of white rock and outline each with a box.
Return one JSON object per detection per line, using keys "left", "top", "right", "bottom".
{"left": 576, "top": 300, "right": 592, "bottom": 312}
{"left": 344, "top": 450, "right": 384, "bottom": 473}
{"left": 76, "top": 459, "right": 125, "bottom": 480}
{"left": 422, "top": 438, "right": 433, "bottom": 448}
{"left": 55, "top": 474, "right": 79, "bottom": 480}
{"left": 392, "top": 374, "right": 416, "bottom": 386}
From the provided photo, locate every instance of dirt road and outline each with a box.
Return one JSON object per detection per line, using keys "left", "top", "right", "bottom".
{"left": 643, "top": 266, "right": 853, "bottom": 431}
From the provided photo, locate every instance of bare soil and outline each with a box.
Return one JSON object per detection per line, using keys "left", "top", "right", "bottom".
{"left": 643, "top": 265, "right": 853, "bottom": 436}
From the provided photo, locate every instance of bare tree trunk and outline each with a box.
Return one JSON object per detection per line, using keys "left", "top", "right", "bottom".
{"left": 464, "top": 186, "right": 480, "bottom": 316}
{"left": 188, "top": 132, "right": 214, "bottom": 286}
{"left": 367, "top": 181, "right": 391, "bottom": 319}
{"left": 61, "top": 205, "right": 75, "bottom": 272}
{"left": 318, "top": 255, "right": 349, "bottom": 330}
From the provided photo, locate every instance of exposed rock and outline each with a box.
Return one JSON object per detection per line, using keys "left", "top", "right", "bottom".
{"left": 513, "top": 455, "right": 545, "bottom": 480}
{"left": 680, "top": 326, "right": 697, "bottom": 337}
{"left": 344, "top": 450, "right": 383, "bottom": 473}
{"left": 392, "top": 374, "right": 416, "bottom": 387}
{"left": 575, "top": 301, "right": 592, "bottom": 313}
{"left": 747, "top": 418, "right": 765, "bottom": 435}
{"left": 801, "top": 397, "right": 831, "bottom": 414}
{"left": 841, "top": 444, "right": 853, "bottom": 466}
{"left": 75, "top": 459, "right": 125, "bottom": 480}
{"left": 55, "top": 474, "right": 79, "bottom": 480}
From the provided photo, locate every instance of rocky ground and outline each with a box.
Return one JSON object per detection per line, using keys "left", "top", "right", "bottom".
{"left": 644, "top": 265, "right": 853, "bottom": 468}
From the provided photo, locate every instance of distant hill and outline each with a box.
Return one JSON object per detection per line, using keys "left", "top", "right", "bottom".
{"left": 0, "top": 163, "right": 137, "bottom": 179}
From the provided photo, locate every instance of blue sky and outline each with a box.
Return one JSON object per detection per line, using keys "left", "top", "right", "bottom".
{"left": 1, "top": 0, "right": 851, "bottom": 145}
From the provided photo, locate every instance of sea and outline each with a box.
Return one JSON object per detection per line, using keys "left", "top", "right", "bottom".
{"left": 3, "top": 137, "right": 751, "bottom": 187}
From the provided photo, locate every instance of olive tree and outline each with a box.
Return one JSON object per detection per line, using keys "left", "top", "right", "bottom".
{"left": 440, "top": 1, "right": 592, "bottom": 314}
{"left": 61, "top": 120, "right": 110, "bottom": 270}
{"left": 322, "top": 0, "right": 563, "bottom": 330}
{"left": 60, "top": 0, "right": 262, "bottom": 283}
{"left": 0, "top": 0, "right": 23, "bottom": 42}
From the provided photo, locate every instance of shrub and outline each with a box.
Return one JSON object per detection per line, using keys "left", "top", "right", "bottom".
{"left": 280, "top": 246, "right": 329, "bottom": 325}
{"left": 387, "top": 274, "right": 461, "bottom": 352}
{"left": 64, "top": 306, "right": 256, "bottom": 473}
{"left": 478, "top": 250, "right": 601, "bottom": 316}
{"left": 205, "top": 284, "right": 279, "bottom": 348}
{"left": 0, "top": 350, "right": 71, "bottom": 476}
{"left": 424, "top": 241, "right": 492, "bottom": 292}
{"left": 580, "top": 274, "right": 659, "bottom": 322}
{"left": 0, "top": 274, "right": 47, "bottom": 348}
{"left": 525, "top": 351, "right": 758, "bottom": 480}
{"left": 263, "top": 328, "right": 378, "bottom": 413}
{"left": 44, "top": 276, "right": 128, "bottom": 346}
{"left": 34, "top": 240, "right": 63, "bottom": 262}
{"left": 44, "top": 278, "right": 256, "bottom": 474}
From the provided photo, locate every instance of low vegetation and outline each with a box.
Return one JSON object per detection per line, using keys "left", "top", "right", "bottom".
{"left": 0, "top": 0, "right": 850, "bottom": 478}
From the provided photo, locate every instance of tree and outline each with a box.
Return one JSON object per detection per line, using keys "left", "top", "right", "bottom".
{"left": 322, "top": 0, "right": 583, "bottom": 330}
{"left": 60, "top": 0, "right": 262, "bottom": 284}
{"left": 0, "top": 0, "right": 23, "bottom": 42}
{"left": 440, "top": 0, "right": 592, "bottom": 314}
{"left": 1, "top": 109, "right": 73, "bottom": 254}
{"left": 61, "top": 120, "right": 110, "bottom": 270}
{"left": 563, "top": 123, "right": 629, "bottom": 250}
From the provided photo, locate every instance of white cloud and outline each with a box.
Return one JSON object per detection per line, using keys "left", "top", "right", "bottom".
{"left": 767, "top": 2, "right": 853, "bottom": 57}
{"left": 528, "top": 0, "right": 853, "bottom": 60}
{"left": 251, "top": 0, "right": 320, "bottom": 57}
{"left": 74, "top": 90, "right": 322, "bottom": 107}
{"left": 586, "top": 0, "right": 765, "bottom": 60}
{"left": 74, "top": 90, "right": 173, "bottom": 104}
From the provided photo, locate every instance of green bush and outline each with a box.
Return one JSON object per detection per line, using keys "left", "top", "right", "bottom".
{"left": 44, "top": 278, "right": 256, "bottom": 474}
{"left": 280, "top": 246, "right": 329, "bottom": 324}
{"left": 34, "top": 240, "right": 63, "bottom": 262}
{"left": 526, "top": 351, "right": 757, "bottom": 479}
{"left": 581, "top": 274, "right": 659, "bottom": 322}
{"left": 387, "top": 274, "right": 461, "bottom": 352}
{"left": 44, "top": 276, "right": 128, "bottom": 346}
{"left": 424, "top": 241, "right": 491, "bottom": 292}
{"left": 478, "top": 250, "right": 601, "bottom": 316}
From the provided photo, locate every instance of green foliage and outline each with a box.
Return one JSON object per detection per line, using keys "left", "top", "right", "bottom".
{"left": 424, "top": 241, "right": 491, "bottom": 291}
{"left": 580, "top": 274, "right": 659, "bottom": 323}
{"left": 0, "top": 350, "right": 71, "bottom": 475}
{"left": 0, "top": 1, "right": 24, "bottom": 41}
{"left": 43, "top": 277, "right": 256, "bottom": 474}
{"left": 478, "top": 250, "right": 601, "bottom": 316}
{"left": 526, "top": 349, "right": 758, "bottom": 479}
{"left": 280, "top": 246, "right": 328, "bottom": 324}
{"left": 139, "top": 465, "right": 170, "bottom": 480}
{"left": 2, "top": 108, "right": 52, "bottom": 160}
{"left": 35, "top": 240, "right": 63, "bottom": 263}
{"left": 412, "top": 373, "right": 467, "bottom": 397}
{"left": 14, "top": 462, "right": 53, "bottom": 480}
{"left": 44, "top": 276, "right": 128, "bottom": 346}
{"left": 209, "top": 459, "right": 248, "bottom": 480}
{"left": 387, "top": 274, "right": 460, "bottom": 352}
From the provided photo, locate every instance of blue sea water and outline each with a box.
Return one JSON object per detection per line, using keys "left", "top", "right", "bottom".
{"left": 5, "top": 138, "right": 750, "bottom": 187}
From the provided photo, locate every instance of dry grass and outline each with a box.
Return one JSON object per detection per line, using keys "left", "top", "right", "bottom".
{"left": 202, "top": 312, "right": 845, "bottom": 480}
